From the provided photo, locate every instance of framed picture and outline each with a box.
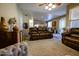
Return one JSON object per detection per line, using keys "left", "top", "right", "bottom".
{"left": 52, "top": 20, "right": 56, "bottom": 26}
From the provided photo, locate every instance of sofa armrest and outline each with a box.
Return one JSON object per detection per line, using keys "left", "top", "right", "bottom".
{"left": 62, "top": 32, "right": 71, "bottom": 37}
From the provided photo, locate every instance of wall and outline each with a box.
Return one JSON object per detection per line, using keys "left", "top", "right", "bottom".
{"left": 0, "top": 3, "right": 24, "bottom": 30}
{"left": 29, "top": 17, "right": 34, "bottom": 28}
{"left": 0, "top": 3, "right": 18, "bottom": 22}
{"left": 34, "top": 20, "right": 47, "bottom": 27}
{"left": 23, "top": 16, "right": 29, "bottom": 23}
{"left": 17, "top": 5, "right": 24, "bottom": 30}
{"left": 21, "top": 14, "right": 34, "bottom": 28}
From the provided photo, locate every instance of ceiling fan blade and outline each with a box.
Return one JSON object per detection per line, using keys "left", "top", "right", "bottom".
{"left": 56, "top": 3, "right": 61, "bottom": 5}
{"left": 38, "top": 3, "right": 47, "bottom": 6}
{"left": 38, "top": 3, "right": 61, "bottom": 6}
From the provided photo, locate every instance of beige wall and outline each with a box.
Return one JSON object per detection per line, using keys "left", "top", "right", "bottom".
{"left": 17, "top": 5, "right": 24, "bottom": 30}
{"left": 23, "top": 16, "right": 29, "bottom": 23}
{"left": 0, "top": 3, "right": 18, "bottom": 22}
{"left": 34, "top": 20, "right": 47, "bottom": 27}
{"left": 0, "top": 3, "right": 24, "bottom": 30}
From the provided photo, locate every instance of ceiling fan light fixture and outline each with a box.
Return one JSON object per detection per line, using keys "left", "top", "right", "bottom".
{"left": 52, "top": 4, "right": 56, "bottom": 8}
{"left": 45, "top": 6, "right": 48, "bottom": 9}
{"left": 48, "top": 3, "right": 52, "bottom": 7}
{"left": 48, "top": 8, "right": 52, "bottom": 11}
{"left": 42, "top": 3, "right": 61, "bottom": 11}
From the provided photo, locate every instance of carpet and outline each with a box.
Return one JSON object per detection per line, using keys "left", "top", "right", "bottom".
{"left": 27, "top": 38, "right": 79, "bottom": 56}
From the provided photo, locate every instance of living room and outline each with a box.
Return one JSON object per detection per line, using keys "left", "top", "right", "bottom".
{"left": 0, "top": 3, "right": 79, "bottom": 56}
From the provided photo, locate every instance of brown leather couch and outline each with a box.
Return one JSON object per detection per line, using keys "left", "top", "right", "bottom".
{"left": 29, "top": 27, "right": 39, "bottom": 40}
{"left": 29, "top": 27, "right": 53, "bottom": 40}
{"left": 62, "top": 28, "right": 79, "bottom": 51}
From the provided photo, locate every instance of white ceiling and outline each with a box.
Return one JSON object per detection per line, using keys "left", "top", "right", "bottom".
{"left": 17, "top": 3, "right": 67, "bottom": 21}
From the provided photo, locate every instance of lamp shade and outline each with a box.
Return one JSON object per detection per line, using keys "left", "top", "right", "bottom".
{"left": 23, "top": 23, "right": 28, "bottom": 29}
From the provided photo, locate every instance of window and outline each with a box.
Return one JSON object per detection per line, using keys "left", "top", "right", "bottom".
{"left": 34, "top": 24, "right": 39, "bottom": 27}
{"left": 29, "top": 18, "right": 34, "bottom": 28}
{"left": 59, "top": 17, "right": 66, "bottom": 29}
{"left": 47, "top": 21, "right": 52, "bottom": 28}
{"left": 59, "top": 17, "right": 66, "bottom": 33}
{"left": 69, "top": 6, "right": 79, "bottom": 28}
{"left": 70, "top": 20, "right": 79, "bottom": 28}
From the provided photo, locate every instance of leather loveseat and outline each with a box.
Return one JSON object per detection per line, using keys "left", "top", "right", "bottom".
{"left": 62, "top": 28, "right": 79, "bottom": 51}
{"left": 29, "top": 27, "right": 53, "bottom": 40}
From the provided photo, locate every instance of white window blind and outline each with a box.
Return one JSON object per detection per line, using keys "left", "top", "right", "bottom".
{"left": 59, "top": 17, "right": 66, "bottom": 29}
{"left": 70, "top": 20, "right": 79, "bottom": 28}
{"left": 69, "top": 6, "right": 79, "bottom": 28}
{"left": 47, "top": 21, "right": 52, "bottom": 28}
{"left": 59, "top": 17, "right": 66, "bottom": 34}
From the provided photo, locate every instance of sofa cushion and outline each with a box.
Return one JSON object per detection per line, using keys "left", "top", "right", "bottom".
{"left": 31, "top": 32, "right": 38, "bottom": 34}
{"left": 71, "top": 34, "right": 79, "bottom": 38}
{"left": 65, "top": 36, "right": 79, "bottom": 44}
{"left": 31, "top": 33, "right": 39, "bottom": 36}
{"left": 71, "top": 28, "right": 79, "bottom": 34}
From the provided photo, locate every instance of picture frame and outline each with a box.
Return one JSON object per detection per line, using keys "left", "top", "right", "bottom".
{"left": 52, "top": 20, "right": 56, "bottom": 26}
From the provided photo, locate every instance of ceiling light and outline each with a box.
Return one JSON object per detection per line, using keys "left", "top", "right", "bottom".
{"left": 45, "top": 6, "right": 48, "bottom": 9}
{"left": 52, "top": 5, "right": 56, "bottom": 8}
{"left": 43, "top": 3, "right": 61, "bottom": 11}
{"left": 48, "top": 8, "right": 52, "bottom": 11}
{"left": 48, "top": 3, "right": 52, "bottom": 7}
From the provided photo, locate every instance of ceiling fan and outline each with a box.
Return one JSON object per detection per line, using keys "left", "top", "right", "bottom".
{"left": 38, "top": 3, "right": 61, "bottom": 10}
{"left": 38, "top": 3, "right": 48, "bottom": 6}
{"left": 38, "top": 3, "right": 61, "bottom": 6}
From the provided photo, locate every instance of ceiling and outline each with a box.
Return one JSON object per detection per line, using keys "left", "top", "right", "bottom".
{"left": 17, "top": 3, "right": 67, "bottom": 21}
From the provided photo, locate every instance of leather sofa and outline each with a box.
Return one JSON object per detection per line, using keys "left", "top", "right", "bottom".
{"left": 29, "top": 27, "right": 39, "bottom": 40}
{"left": 62, "top": 28, "right": 79, "bottom": 51}
{"left": 29, "top": 27, "right": 53, "bottom": 40}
